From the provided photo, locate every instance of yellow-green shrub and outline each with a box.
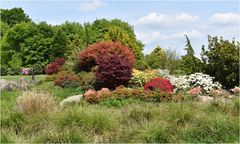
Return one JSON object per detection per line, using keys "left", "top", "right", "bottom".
{"left": 129, "top": 69, "right": 158, "bottom": 87}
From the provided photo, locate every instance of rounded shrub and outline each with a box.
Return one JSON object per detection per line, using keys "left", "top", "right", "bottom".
{"left": 144, "top": 77, "right": 174, "bottom": 93}
{"left": 76, "top": 41, "right": 135, "bottom": 72}
{"left": 44, "top": 58, "right": 65, "bottom": 75}
{"left": 96, "top": 54, "right": 133, "bottom": 89}
{"left": 54, "top": 71, "right": 81, "bottom": 88}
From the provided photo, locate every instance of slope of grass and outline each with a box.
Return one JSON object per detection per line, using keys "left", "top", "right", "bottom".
{"left": 1, "top": 95, "right": 239, "bottom": 143}
{"left": 1, "top": 75, "right": 239, "bottom": 143}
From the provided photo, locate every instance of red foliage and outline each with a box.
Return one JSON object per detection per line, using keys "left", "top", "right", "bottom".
{"left": 96, "top": 54, "right": 133, "bottom": 89}
{"left": 76, "top": 41, "right": 135, "bottom": 71}
{"left": 44, "top": 58, "right": 65, "bottom": 75}
{"left": 54, "top": 71, "right": 81, "bottom": 87}
{"left": 84, "top": 88, "right": 110, "bottom": 103}
{"left": 144, "top": 77, "right": 174, "bottom": 93}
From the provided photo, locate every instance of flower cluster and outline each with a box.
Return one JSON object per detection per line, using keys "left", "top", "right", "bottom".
{"left": 157, "top": 69, "right": 170, "bottom": 77}
{"left": 187, "top": 73, "right": 222, "bottom": 93}
{"left": 22, "top": 68, "right": 30, "bottom": 75}
{"left": 163, "top": 73, "right": 222, "bottom": 93}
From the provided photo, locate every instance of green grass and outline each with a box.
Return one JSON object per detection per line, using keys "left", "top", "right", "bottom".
{"left": 1, "top": 75, "right": 239, "bottom": 143}
{"left": 1, "top": 75, "right": 46, "bottom": 81}
{"left": 1, "top": 96, "right": 239, "bottom": 143}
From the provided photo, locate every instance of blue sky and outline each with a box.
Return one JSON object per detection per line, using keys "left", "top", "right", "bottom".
{"left": 1, "top": 0, "right": 240, "bottom": 57}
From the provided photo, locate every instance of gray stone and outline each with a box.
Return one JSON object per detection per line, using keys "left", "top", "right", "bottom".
{"left": 60, "top": 94, "right": 83, "bottom": 108}
{"left": 0, "top": 78, "right": 31, "bottom": 91}
{"left": 197, "top": 96, "right": 214, "bottom": 103}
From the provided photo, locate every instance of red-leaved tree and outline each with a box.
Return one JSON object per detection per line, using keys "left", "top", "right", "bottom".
{"left": 76, "top": 41, "right": 135, "bottom": 72}
{"left": 44, "top": 58, "right": 65, "bottom": 75}
{"left": 96, "top": 54, "right": 133, "bottom": 89}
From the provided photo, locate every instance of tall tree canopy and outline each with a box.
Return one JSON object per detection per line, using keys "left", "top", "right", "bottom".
{"left": 181, "top": 35, "right": 203, "bottom": 74}
{"left": 0, "top": 7, "right": 31, "bottom": 27}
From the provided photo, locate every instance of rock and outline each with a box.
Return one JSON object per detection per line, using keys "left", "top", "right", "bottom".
{"left": 0, "top": 78, "right": 31, "bottom": 91}
{"left": 197, "top": 96, "right": 214, "bottom": 103}
{"left": 60, "top": 94, "right": 83, "bottom": 108}
{"left": 215, "top": 97, "right": 231, "bottom": 105}
{"left": 17, "top": 78, "right": 30, "bottom": 90}
{"left": 231, "top": 87, "right": 240, "bottom": 94}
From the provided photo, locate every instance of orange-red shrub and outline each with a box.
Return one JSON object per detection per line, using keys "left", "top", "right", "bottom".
{"left": 76, "top": 41, "right": 135, "bottom": 72}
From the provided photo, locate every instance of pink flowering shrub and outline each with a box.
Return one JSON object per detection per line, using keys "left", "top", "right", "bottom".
{"left": 188, "top": 87, "right": 202, "bottom": 96}
{"left": 22, "top": 68, "right": 30, "bottom": 75}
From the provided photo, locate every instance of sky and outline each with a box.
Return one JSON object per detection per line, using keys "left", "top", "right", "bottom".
{"left": 1, "top": 0, "right": 240, "bottom": 57}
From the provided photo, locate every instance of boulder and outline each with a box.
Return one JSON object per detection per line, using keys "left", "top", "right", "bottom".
{"left": 197, "top": 96, "right": 214, "bottom": 103}
{"left": 60, "top": 94, "right": 83, "bottom": 108}
{"left": 0, "top": 79, "right": 31, "bottom": 91}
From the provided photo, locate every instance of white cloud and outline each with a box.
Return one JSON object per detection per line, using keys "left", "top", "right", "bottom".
{"left": 78, "top": 0, "right": 107, "bottom": 12}
{"left": 209, "top": 13, "right": 240, "bottom": 25}
{"left": 136, "top": 29, "right": 203, "bottom": 44}
{"left": 135, "top": 12, "right": 199, "bottom": 27}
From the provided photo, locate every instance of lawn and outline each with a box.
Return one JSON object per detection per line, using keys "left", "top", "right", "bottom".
{"left": 1, "top": 75, "right": 239, "bottom": 143}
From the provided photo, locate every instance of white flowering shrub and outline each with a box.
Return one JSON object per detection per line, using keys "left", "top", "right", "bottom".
{"left": 161, "top": 72, "right": 222, "bottom": 93}
{"left": 157, "top": 69, "right": 170, "bottom": 77}
{"left": 187, "top": 73, "right": 222, "bottom": 93}
{"left": 165, "top": 75, "right": 190, "bottom": 92}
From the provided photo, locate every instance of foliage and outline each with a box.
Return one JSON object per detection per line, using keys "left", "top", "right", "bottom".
{"left": 77, "top": 72, "right": 96, "bottom": 91}
{"left": 44, "top": 58, "right": 65, "bottom": 75}
{"left": 54, "top": 71, "right": 81, "bottom": 88}
{"left": 84, "top": 18, "right": 144, "bottom": 60}
{"left": 76, "top": 41, "right": 135, "bottom": 72}
{"left": 52, "top": 28, "right": 69, "bottom": 58}
{"left": 104, "top": 26, "right": 144, "bottom": 60}
{"left": 130, "top": 69, "right": 158, "bottom": 87}
{"left": 145, "top": 46, "right": 182, "bottom": 74}
{"left": 201, "top": 36, "right": 239, "bottom": 89}
{"left": 145, "top": 45, "right": 167, "bottom": 69}
{"left": 181, "top": 35, "right": 203, "bottom": 74}
{"left": 84, "top": 88, "right": 110, "bottom": 104}
{"left": 144, "top": 77, "right": 174, "bottom": 93}
{"left": 16, "top": 90, "right": 56, "bottom": 115}
{"left": 8, "top": 52, "right": 22, "bottom": 75}
{"left": 0, "top": 8, "right": 31, "bottom": 27}
{"left": 96, "top": 54, "right": 133, "bottom": 89}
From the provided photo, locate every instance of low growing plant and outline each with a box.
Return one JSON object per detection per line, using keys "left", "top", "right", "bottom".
{"left": 16, "top": 90, "right": 56, "bottom": 115}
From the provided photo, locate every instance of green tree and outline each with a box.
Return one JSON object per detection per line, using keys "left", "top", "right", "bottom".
{"left": 52, "top": 28, "right": 68, "bottom": 58}
{"left": 181, "top": 35, "right": 202, "bottom": 74}
{"left": 0, "top": 21, "right": 9, "bottom": 38}
{"left": 201, "top": 36, "right": 239, "bottom": 89}
{"left": 8, "top": 53, "right": 22, "bottom": 74}
{"left": 104, "top": 26, "right": 143, "bottom": 60}
{"left": 0, "top": 8, "right": 31, "bottom": 27}
{"left": 145, "top": 45, "right": 167, "bottom": 69}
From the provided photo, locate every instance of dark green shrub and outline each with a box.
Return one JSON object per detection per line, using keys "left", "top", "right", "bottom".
{"left": 201, "top": 36, "right": 239, "bottom": 89}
